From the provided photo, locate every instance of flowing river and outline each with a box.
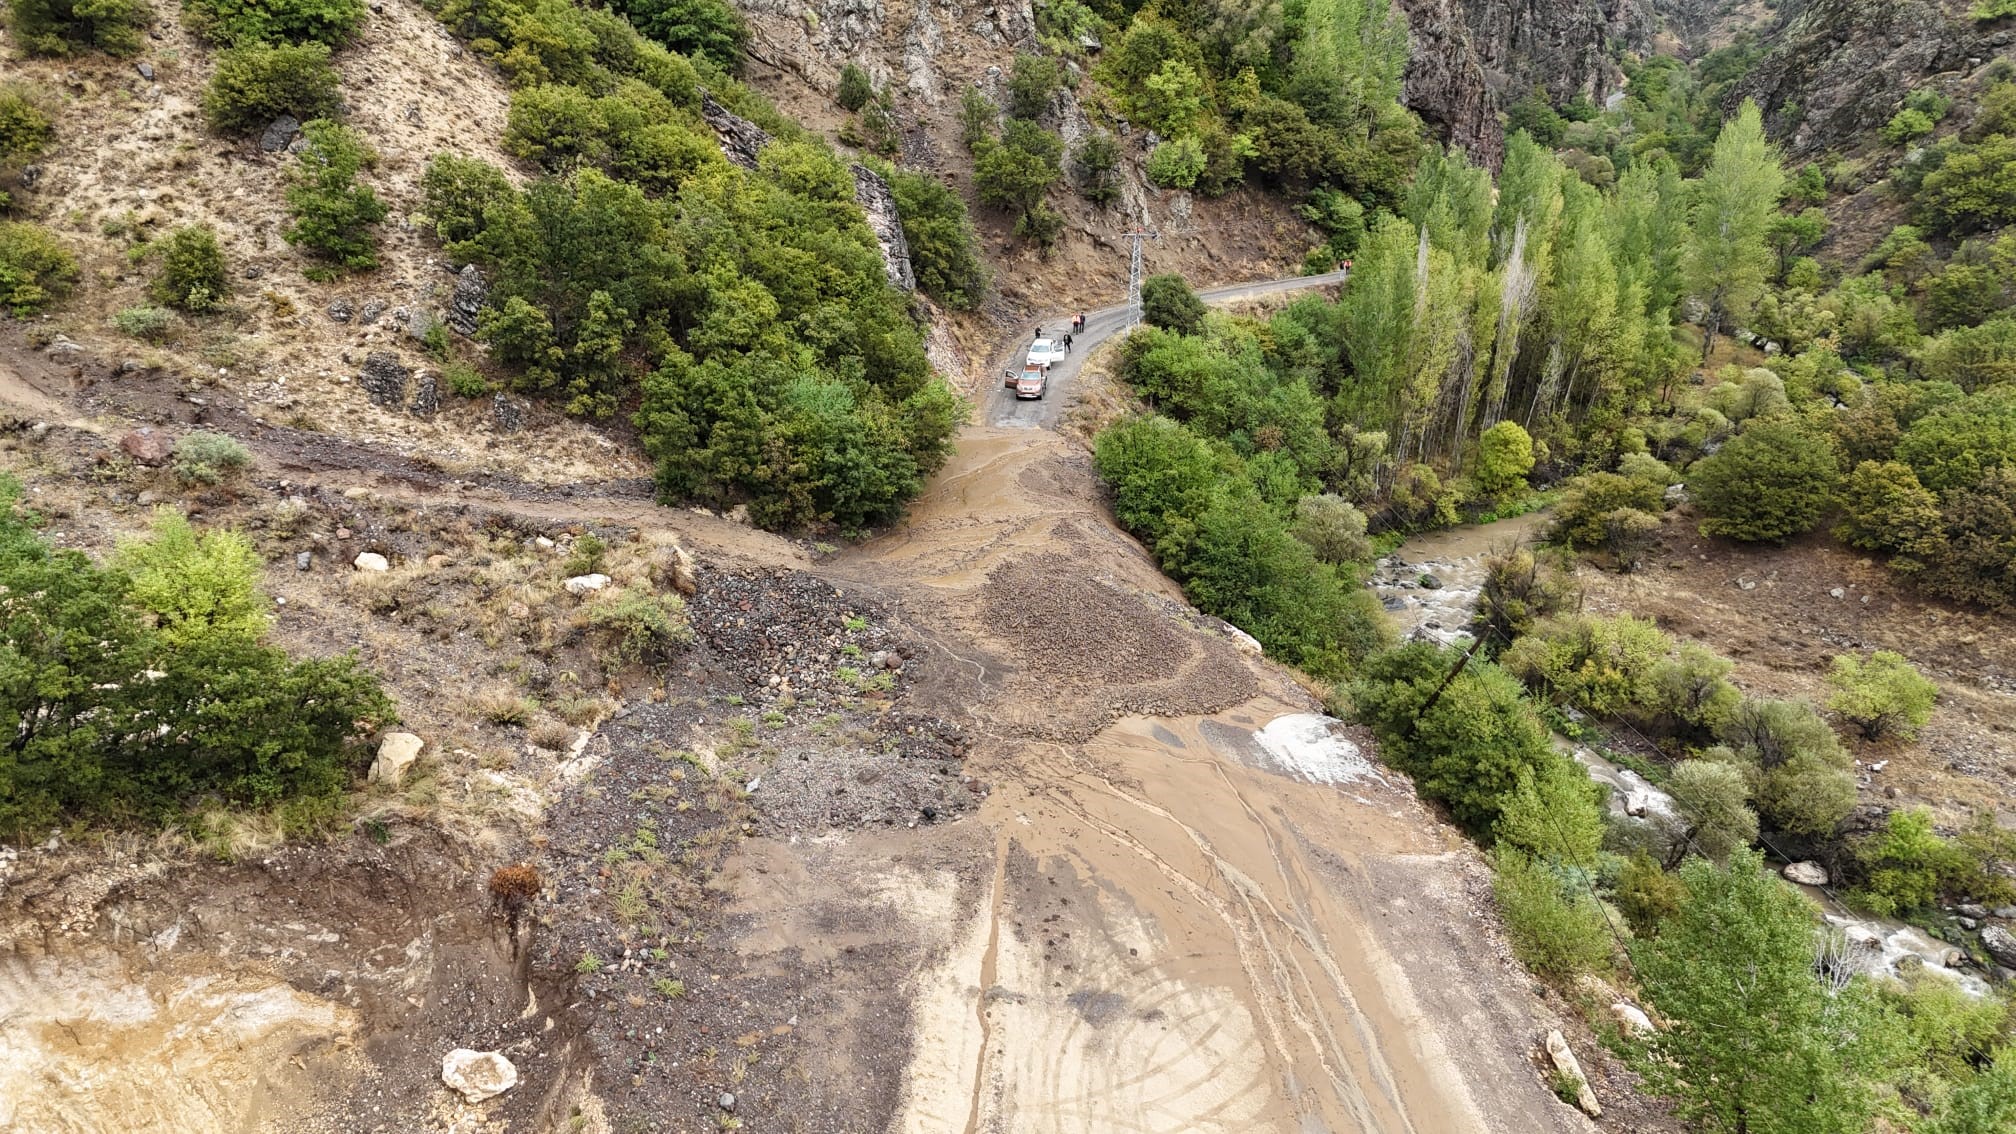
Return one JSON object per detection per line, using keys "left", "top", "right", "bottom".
{"left": 1368, "top": 512, "right": 1989, "bottom": 994}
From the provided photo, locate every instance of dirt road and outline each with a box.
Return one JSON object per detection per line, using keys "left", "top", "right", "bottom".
{"left": 985, "top": 270, "right": 1350, "bottom": 429}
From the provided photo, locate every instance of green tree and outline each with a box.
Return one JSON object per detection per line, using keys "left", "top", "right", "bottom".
{"left": 1895, "top": 386, "right": 2016, "bottom": 493}
{"left": 283, "top": 119, "right": 387, "bottom": 272}
{"left": 1492, "top": 848, "right": 1614, "bottom": 980}
{"left": 1006, "top": 52, "right": 1065, "bottom": 120}
{"left": 1142, "top": 58, "right": 1206, "bottom": 135}
{"left": 1146, "top": 135, "right": 1206, "bottom": 189}
{"left": 1926, "top": 1048, "right": 2016, "bottom": 1134}
{"left": 1919, "top": 134, "right": 2016, "bottom": 235}
{"left": 184, "top": 0, "right": 366, "bottom": 47}
{"left": 1917, "top": 318, "right": 2016, "bottom": 392}
{"left": 202, "top": 42, "right": 344, "bottom": 134}
{"left": 836, "top": 63, "right": 873, "bottom": 112}
{"left": 1072, "top": 131, "right": 1120, "bottom": 205}
{"left": 957, "top": 85, "right": 997, "bottom": 150}
{"left": 503, "top": 84, "right": 609, "bottom": 170}
{"left": 1140, "top": 272, "right": 1205, "bottom": 335}
{"left": 112, "top": 510, "right": 270, "bottom": 648}
{"left": 1634, "top": 851, "right": 1905, "bottom": 1134}
{"left": 608, "top": 0, "right": 745, "bottom": 71}
{"left": 1474, "top": 420, "right": 1534, "bottom": 500}
{"left": 886, "top": 166, "right": 987, "bottom": 309}
{"left": 6, "top": 0, "right": 150, "bottom": 56}
{"left": 1289, "top": 493, "right": 1371, "bottom": 564}
{"left": 1493, "top": 756, "right": 1606, "bottom": 864}
{"left": 973, "top": 119, "right": 1063, "bottom": 236}
{"left": 0, "top": 87, "right": 54, "bottom": 169}
{"left": 1664, "top": 759, "right": 1758, "bottom": 863}
{"left": 1826, "top": 650, "right": 1937, "bottom": 740}
{"left": 1684, "top": 101, "right": 1785, "bottom": 360}
{"left": 149, "top": 224, "right": 229, "bottom": 312}
{"left": 1689, "top": 419, "right": 1838, "bottom": 542}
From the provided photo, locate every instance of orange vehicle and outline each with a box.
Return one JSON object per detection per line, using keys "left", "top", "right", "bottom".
{"left": 1014, "top": 364, "right": 1047, "bottom": 400}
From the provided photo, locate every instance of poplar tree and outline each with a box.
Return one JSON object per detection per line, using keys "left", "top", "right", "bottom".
{"left": 1685, "top": 100, "right": 1785, "bottom": 360}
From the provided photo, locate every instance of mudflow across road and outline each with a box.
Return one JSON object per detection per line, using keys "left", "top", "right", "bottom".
{"left": 734, "top": 271, "right": 1593, "bottom": 1134}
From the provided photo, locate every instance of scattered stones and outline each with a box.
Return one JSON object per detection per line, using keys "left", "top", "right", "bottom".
{"left": 359, "top": 351, "right": 412, "bottom": 408}
{"left": 259, "top": 115, "right": 302, "bottom": 153}
{"left": 492, "top": 393, "right": 526, "bottom": 433}
{"left": 564, "top": 573, "right": 611, "bottom": 595}
{"left": 1961, "top": 917, "right": 1980, "bottom": 931}
{"left": 868, "top": 649, "right": 902, "bottom": 671}
{"left": 718, "top": 1092, "right": 736, "bottom": 1112}
{"left": 359, "top": 299, "right": 386, "bottom": 325}
{"left": 295, "top": 551, "right": 313, "bottom": 572}
{"left": 440, "top": 1048, "right": 517, "bottom": 1103}
{"left": 1829, "top": 586, "right": 1846, "bottom": 599}
{"left": 135, "top": 62, "right": 154, "bottom": 80}
{"left": 45, "top": 335, "right": 82, "bottom": 355}
{"left": 1418, "top": 573, "right": 1443, "bottom": 589}
{"left": 408, "top": 371, "right": 440, "bottom": 417}
{"left": 327, "top": 298, "right": 354, "bottom": 323}
{"left": 1983, "top": 925, "right": 2016, "bottom": 970}
{"left": 1783, "top": 861, "right": 1830, "bottom": 886}
{"left": 447, "top": 264, "right": 487, "bottom": 335}
{"left": 353, "top": 552, "right": 390, "bottom": 572}
{"left": 1959, "top": 903, "right": 1990, "bottom": 920}
{"left": 369, "top": 732, "right": 424, "bottom": 786}
{"left": 118, "top": 428, "right": 172, "bottom": 465}
{"left": 1544, "top": 1030, "right": 1601, "bottom": 1117}
{"left": 1610, "top": 1002, "right": 1654, "bottom": 1037}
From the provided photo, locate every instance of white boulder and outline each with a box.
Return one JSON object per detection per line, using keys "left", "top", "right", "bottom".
{"left": 1783, "top": 861, "right": 1830, "bottom": 886}
{"left": 441, "top": 1048, "right": 517, "bottom": 1102}
{"left": 1544, "top": 1029, "right": 1601, "bottom": 1117}
{"left": 564, "top": 573, "right": 610, "bottom": 594}
{"left": 369, "top": 732, "right": 424, "bottom": 786}
{"left": 1610, "top": 1002, "right": 1654, "bottom": 1037}
{"left": 352, "top": 552, "right": 390, "bottom": 572}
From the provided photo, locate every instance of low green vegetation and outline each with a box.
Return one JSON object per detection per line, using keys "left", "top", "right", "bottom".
{"left": 148, "top": 224, "right": 230, "bottom": 312}
{"left": 6, "top": 0, "right": 150, "bottom": 56}
{"left": 283, "top": 119, "right": 387, "bottom": 272}
{"left": 202, "top": 42, "right": 345, "bottom": 133}
{"left": 0, "top": 484, "right": 394, "bottom": 836}
{"left": 183, "top": 0, "right": 367, "bottom": 47}
{"left": 0, "top": 220, "right": 76, "bottom": 314}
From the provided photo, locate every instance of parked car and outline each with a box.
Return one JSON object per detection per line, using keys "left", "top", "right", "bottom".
{"left": 1015, "top": 365, "right": 1047, "bottom": 400}
{"left": 1025, "top": 338, "right": 1065, "bottom": 369}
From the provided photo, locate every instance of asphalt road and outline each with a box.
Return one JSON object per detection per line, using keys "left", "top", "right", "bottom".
{"left": 983, "top": 269, "right": 1350, "bottom": 428}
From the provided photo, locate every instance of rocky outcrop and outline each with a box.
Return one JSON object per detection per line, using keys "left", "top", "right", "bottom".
{"left": 699, "top": 90, "right": 917, "bottom": 291}
{"left": 447, "top": 264, "right": 486, "bottom": 335}
{"left": 441, "top": 1048, "right": 517, "bottom": 1102}
{"left": 369, "top": 732, "right": 424, "bottom": 786}
{"left": 1729, "top": 0, "right": 1993, "bottom": 156}
{"left": 851, "top": 163, "right": 917, "bottom": 291}
{"left": 359, "top": 351, "right": 411, "bottom": 408}
{"left": 1396, "top": 0, "right": 1643, "bottom": 167}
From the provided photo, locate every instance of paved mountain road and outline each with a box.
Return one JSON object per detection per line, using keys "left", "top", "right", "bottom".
{"left": 985, "top": 270, "right": 1350, "bottom": 428}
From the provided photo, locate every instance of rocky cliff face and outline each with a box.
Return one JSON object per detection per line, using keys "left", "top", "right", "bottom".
{"left": 1729, "top": 0, "right": 2000, "bottom": 157}
{"left": 1396, "top": 0, "right": 1648, "bottom": 166}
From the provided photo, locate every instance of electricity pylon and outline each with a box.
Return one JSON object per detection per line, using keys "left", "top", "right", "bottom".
{"left": 1122, "top": 230, "right": 1159, "bottom": 327}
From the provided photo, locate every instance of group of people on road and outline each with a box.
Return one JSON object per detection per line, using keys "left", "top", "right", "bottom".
{"left": 1033, "top": 313, "right": 1087, "bottom": 353}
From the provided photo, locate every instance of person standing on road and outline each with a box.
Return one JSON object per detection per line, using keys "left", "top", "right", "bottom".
{"left": 1063, "top": 332, "right": 1073, "bottom": 352}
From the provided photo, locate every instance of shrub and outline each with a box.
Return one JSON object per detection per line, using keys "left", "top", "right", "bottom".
{"left": 1688, "top": 418, "right": 1838, "bottom": 542}
{"left": 582, "top": 590, "right": 694, "bottom": 666}
{"left": 1473, "top": 421, "right": 1536, "bottom": 500}
{"left": 7, "top": 0, "right": 150, "bottom": 56}
{"left": 561, "top": 532, "right": 606, "bottom": 576}
{"left": 1140, "top": 272, "right": 1204, "bottom": 335}
{"left": 1916, "top": 318, "right": 2016, "bottom": 392}
{"left": 0, "top": 88, "right": 54, "bottom": 164}
{"left": 1918, "top": 133, "right": 2016, "bottom": 235}
{"left": 1914, "top": 468, "right": 2016, "bottom": 612}
{"left": 973, "top": 119, "right": 1063, "bottom": 229}
{"left": 150, "top": 224, "right": 229, "bottom": 312}
{"left": 1925, "top": 1048, "right": 2016, "bottom": 1134}
{"left": 1502, "top": 613, "right": 1674, "bottom": 720}
{"left": 836, "top": 63, "right": 873, "bottom": 112}
{"left": 504, "top": 84, "right": 608, "bottom": 170}
{"left": 283, "top": 119, "right": 387, "bottom": 272}
{"left": 1848, "top": 809, "right": 1994, "bottom": 917}
{"left": 0, "top": 221, "right": 78, "bottom": 314}
{"left": 420, "top": 153, "right": 514, "bottom": 246}
{"left": 1664, "top": 759, "right": 1758, "bottom": 863}
{"left": 1473, "top": 544, "right": 1574, "bottom": 644}
{"left": 183, "top": 0, "right": 366, "bottom": 47}
{"left": 1833, "top": 460, "right": 1944, "bottom": 564}
{"left": 112, "top": 510, "right": 269, "bottom": 646}
{"left": 1492, "top": 849, "right": 1614, "bottom": 981}
{"left": 1882, "top": 107, "right": 1937, "bottom": 146}
{"left": 202, "top": 42, "right": 343, "bottom": 134}
{"left": 171, "top": 429, "right": 252, "bottom": 485}
{"left": 1649, "top": 643, "right": 1741, "bottom": 734}
{"left": 1289, "top": 493, "right": 1371, "bottom": 564}
{"left": 957, "top": 85, "right": 997, "bottom": 150}
{"left": 1550, "top": 468, "right": 1666, "bottom": 549}
{"left": 443, "top": 360, "right": 490, "bottom": 397}
{"left": 1146, "top": 135, "right": 1206, "bottom": 189}
{"left": 1493, "top": 757, "right": 1606, "bottom": 863}
{"left": 1715, "top": 698, "right": 1856, "bottom": 836}
{"left": 1895, "top": 386, "right": 2016, "bottom": 494}
{"left": 1614, "top": 852, "right": 1687, "bottom": 935}
{"left": 114, "top": 304, "right": 175, "bottom": 339}
{"left": 1826, "top": 650, "right": 1937, "bottom": 740}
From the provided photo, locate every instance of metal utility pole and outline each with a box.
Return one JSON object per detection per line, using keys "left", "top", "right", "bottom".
{"left": 1121, "top": 230, "right": 1158, "bottom": 327}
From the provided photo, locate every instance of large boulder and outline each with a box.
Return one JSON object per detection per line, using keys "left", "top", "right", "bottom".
{"left": 352, "top": 552, "right": 390, "bottom": 572}
{"left": 1783, "top": 861, "right": 1830, "bottom": 886}
{"left": 1983, "top": 925, "right": 2016, "bottom": 970}
{"left": 119, "top": 428, "right": 173, "bottom": 466}
{"left": 1610, "top": 1002, "right": 1654, "bottom": 1038}
{"left": 1544, "top": 1029, "right": 1601, "bottom": 1117}
{"left": 441, "top": 1048, "right": 517, "bottom": 1103}
{"left": 370, "top": 732, "right": 424, "bottom": 786}
{"left": 447, "top": 264, "right": 486, "bottom": 335}
{"left": 359, "top": 351, "right": 412, "bottom": 408}
{"left": 564, "top": 573, "right": 610, "bottom": 595}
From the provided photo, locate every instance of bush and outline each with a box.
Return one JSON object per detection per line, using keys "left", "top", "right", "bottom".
{"left": 443, "top": 360, "right": 490, "bottom": 397}
{"left": 1474, "top": 421, "right": 1536, "bottom": 500}
{"left": 1918, "top": 133, "right": 2016, "bottom": 235}
{"left": 582, "top": 589, "right": 694, "bottom": 666}
{"left": 1146, "top": 135, "right": 1206, "bottom": 189}
{"left": 957, "top": 85, "right": 997, "bottom": 150}
{"left": 1916, "top": 318, "right": 2016, "bottom": 392}
{"left": 1826, "top": 650, "right": 1937, "bottom": 740}
{"left": 6, "top": 0, "right": 150, "bottom": 56}
{"left": 886, "top": 166, "right": 988, "bottom": 310}
{"left": 1882, "top": 107, "right": 1937, "bottom": 146}
{"left": 1493, "top": 756, "right": 1606, "bottom": 863}
{"left": 1915, "top": 468, "right": 2016, "bottom": 612}
{"left": 1493, "top": 849, "right": 1614, "bottom": 980}
{"left": 504, "top": 84, "right": 608, "bottom": 170}
{"left": 1502, "top": 613, "right": 1674, "bottom": 720}
{"left": 419, "top": 153, "right": 514, "bottom": 246}
{"left": 1614, "top": 852, "right": 1687, "bottom": 935}
{"left": 1834, "top": 460, "right": 1944, "bottom": 564}
{"left": 183, "top": 0, "right": 365, "bottom": 47}
{"left": 0, "top": 88, "right": 54, "bottom": 164}
{"left": 1550, "top": 468, "right": 1666, "bottom": 550}
{"left": 112, "top": 510, "right": 269, "bottom": 646}
{"left": 1664, "top": 759, "right": 1758, "bottom": 863}
{"left": 283, "top": 119, "right": 387, "bottom": 272}
{"left": 0, "top": 221, "right": 77, "bottom": 314}
{"left": 1140, "top": 272, "right": 1204, "bottom": 335}
{"left": 836, "top": 63, "right": 873, "bottom": 112}
{"left": 1847, "top": 809, "right": 2001, "bottom": 917}
{"left": 1715, "top": 698, "right": 1856, "bottom": 836}
{"left": 202, "top": 42, "right": 343, "bottom": 134}
{"left": 1688, "top": 419, "right": 1838, "bottom": 542}
{"left": 1289, "top": 493, "right": 1371, "bottom": 564}
{"left": 973, "top": 119, "right": 1063, "bottom": 232}
{"left": 1006, "top": 51, "right": 1064, "bottom": 120}
{"left": 113, "top": 304, "right": 175, "bottom": 339}
{"left": 150, "top": 224, "right": 229, "bottom": 312}
{"left": 172, "top": 429, "right": 252, "bottom": 485}
{"left": 1473, "top": 544, "right": 1574, "bottom": 644}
